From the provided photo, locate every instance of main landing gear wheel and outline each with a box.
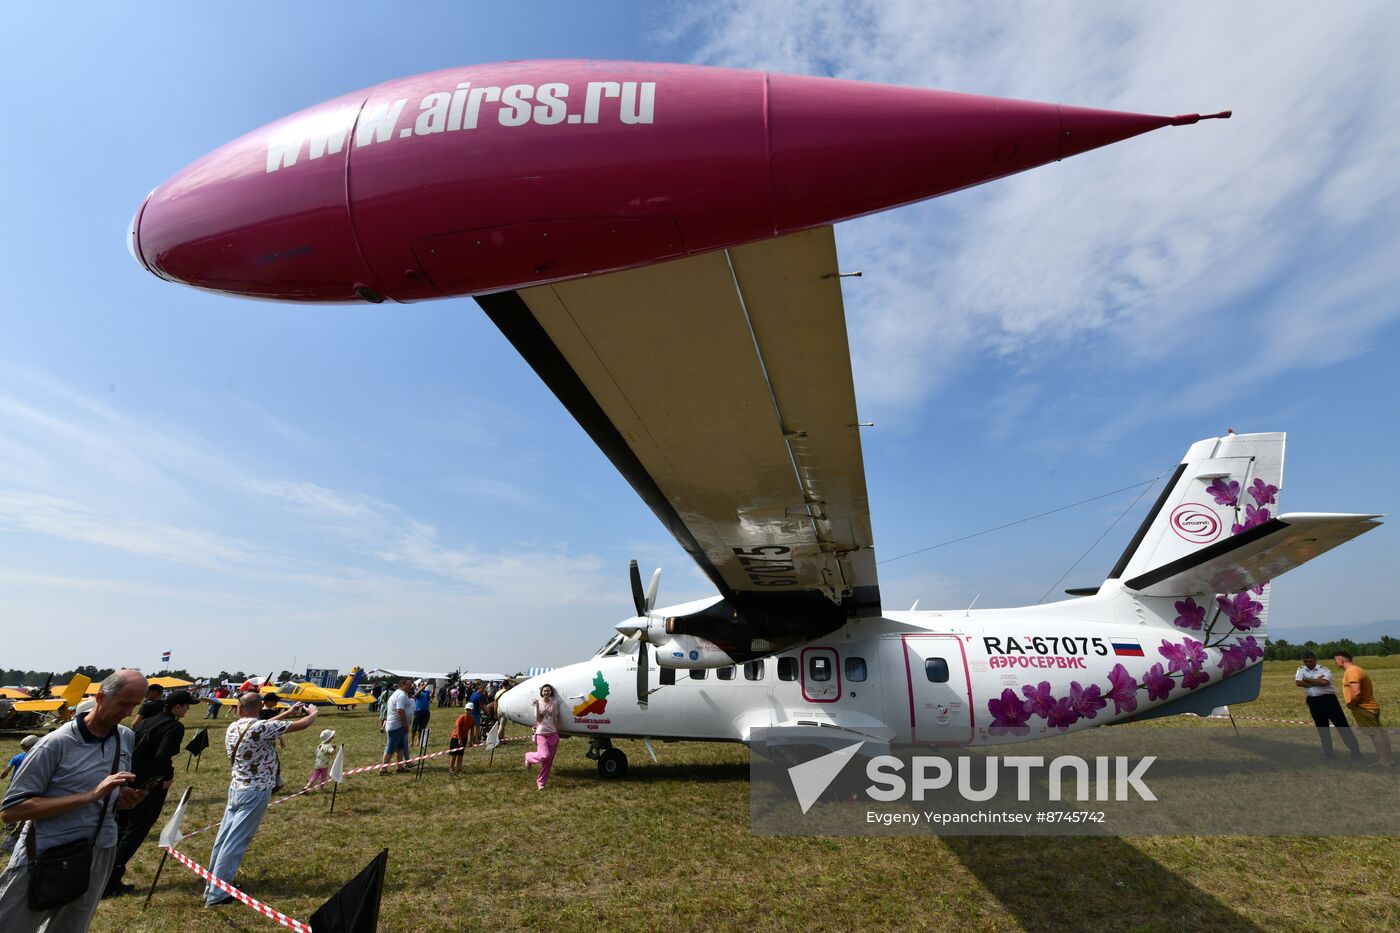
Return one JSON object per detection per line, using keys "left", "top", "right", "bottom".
{"left": 597, "top": 748, "right": 628, "bottom": 779}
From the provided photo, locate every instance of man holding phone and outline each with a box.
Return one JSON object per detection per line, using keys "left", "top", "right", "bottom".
{"left": 0, "top": 669, "right": 149, "bottom": 932}
{"left": 103, "top": 689, "right": 194, "bottom": 898}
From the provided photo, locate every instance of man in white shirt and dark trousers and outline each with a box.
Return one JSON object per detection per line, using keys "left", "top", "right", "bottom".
{"left": 0, "top": 670, "right": 150, "bottom": 933}
{"left": 1295, "top": 652, "right": 1362, "bottom": 761}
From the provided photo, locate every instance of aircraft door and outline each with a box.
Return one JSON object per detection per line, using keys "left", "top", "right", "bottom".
{"left": 901, "top": 635, "right": 973, "bottom": 744}
{"left": 800, "top": 647, "right": 841, "bottom": 703}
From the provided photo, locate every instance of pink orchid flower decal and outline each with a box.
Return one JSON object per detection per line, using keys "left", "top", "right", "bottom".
{"left": 1248, "top": 477, "right": 1278, "bottom": 507}
{"left": 1231, "top": 503, "right": 1271, "bottom": 535}
{"left": 1238, "top": 636, "right": 1263, "bottom": 662}
{"left": 987, "top": 688, "right": 1031, "bottom": 731}
{"left": 1217, "top": 644, "right": 1248, "bottom": 676}
{"left": 1206, "top": 477, "right": 1240, "bottom": 507}
{"left": 1173, "top": 597, "right": 1206, "bottom": 631}
{"left": 1182, "top": 667, "right": 1211, "bottom": 690}
{"left": 1142, "top": 663, "right": 1174, "bottom": 701}
{"left": 1069, "top": 681, "right": 1107, "bottom": 721}
{"left": 1216, "top": 591, "right": 1264, "bottom": 631}
{"left": 1021, "top": 681, "right": 1055, "bottom": 719}
{"left": 1044, "top": 696, "right": 1080, "bottom": 729}
{"left": 1107, "top": 663, "right": 1139, "bottom": 714}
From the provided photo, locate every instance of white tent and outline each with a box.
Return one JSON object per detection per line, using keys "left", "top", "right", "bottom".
{"left": 375, "top": 669, "right": 451, "bottom": 681}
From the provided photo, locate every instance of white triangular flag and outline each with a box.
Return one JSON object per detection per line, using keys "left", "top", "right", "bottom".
{"left": 329, "top": 744, "right": 345, "bottom": 783}
{"left": 156, "top": 787, "right": 192, "bottom": 848}
{"left": 484, "top": 719, "right": 501, "bottom": 751}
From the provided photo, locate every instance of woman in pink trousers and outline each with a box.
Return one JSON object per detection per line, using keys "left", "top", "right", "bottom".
{"left": 525, "top": 684, "right": 562, "bottom": 789}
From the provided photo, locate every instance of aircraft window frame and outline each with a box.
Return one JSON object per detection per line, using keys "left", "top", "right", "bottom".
{"left": 689, "top": 669, "right": 707, "bottom": 680}
{"left": 925, "top": 657, "right": 950, "bottom": 684}
{"left": 595, "top": 633, "right": 625, "bottom": 658}
{"left": 777, "top": 657, "right": 798, "bottom": 681}
{"left": 845, "top": 656, "right": 867, "bottom": 682}
{"left": 743, "top": 660, "right": 764, "bottom": 681}
{"left": 808, "top": 655, "right": 832, "bottom": 682}
{"left": 716, "top": 666, "right": 735, "bottom": 680}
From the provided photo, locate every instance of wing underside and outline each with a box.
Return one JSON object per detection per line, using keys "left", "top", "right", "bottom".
{"left": 477, "top": 226, "right": 879, "bottom": 618}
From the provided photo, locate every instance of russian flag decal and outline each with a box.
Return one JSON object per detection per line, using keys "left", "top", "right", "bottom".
{"left": 1112, "top": 639, "right": 1144, "bottom": 657}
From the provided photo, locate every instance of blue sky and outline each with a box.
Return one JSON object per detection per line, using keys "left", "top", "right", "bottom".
{"left": 1, "top": 2, "right": 1396, "bottom": 676}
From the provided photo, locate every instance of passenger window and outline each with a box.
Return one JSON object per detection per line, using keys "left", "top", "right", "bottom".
{"left": 845, "top": 657, "right": 867, "bottom": 682}
{"left": 808, "top": 656, "right": 832, "bottom": 682}
{"left": 689, "top": 669, "right": 707, "bottom": 680}
{"left": 925, "top": 658, "right": 949, "bottom": 683}
{"left": 743, "top": 660, "right": 765, "bottom": 681}
{"left": 717, "top": 666, "right": 735, "bottom": 681}
{"left": 777, "top": 657, "right": 798, "bottom": 681}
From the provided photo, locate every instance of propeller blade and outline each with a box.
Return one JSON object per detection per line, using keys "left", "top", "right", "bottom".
{"left": 637, "top": 640, "right": 650, "bottom": 709}
{"left": 629, "top": 560, "right": 646, "bottom": 617}
{"left": 645, "top": 568, "right": 661, "bottom": 613}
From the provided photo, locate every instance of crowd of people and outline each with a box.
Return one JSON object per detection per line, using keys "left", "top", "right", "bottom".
{"left": 0, "top": 667, "right": 563, "bottom": 932}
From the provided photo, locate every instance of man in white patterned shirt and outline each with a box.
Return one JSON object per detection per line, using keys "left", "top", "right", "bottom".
{"left": 204, "top": 693, "right": 317, "bottom": 906}
{"left": 1295, "top": 652, "right": 1361, "bottom": 761}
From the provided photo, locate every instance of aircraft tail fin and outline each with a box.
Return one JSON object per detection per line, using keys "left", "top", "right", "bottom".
{"left": 336, "top": 667, "right": 365, "bottom": 698}
{"left": 1107, "top": 433, "right": 1286, "bottom": 585}
{"left": 59, "top": 675, "right": 90, "bottom": 717}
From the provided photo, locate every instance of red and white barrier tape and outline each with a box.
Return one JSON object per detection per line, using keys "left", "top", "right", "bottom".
{"left": 165, "top": 846, "right": 311, "bottom": 932}
{"left": 180, "top": 738, "right": 523, "bottom": 839}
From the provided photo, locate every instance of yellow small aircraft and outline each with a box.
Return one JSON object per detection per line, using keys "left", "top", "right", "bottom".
{"left": 1, "top": 675, "right": 92, "bottom": 729}
{"left": 219, "top": 668, "right": 372, "bottom": 711}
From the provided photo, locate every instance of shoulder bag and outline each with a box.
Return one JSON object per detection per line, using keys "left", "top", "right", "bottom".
{"left": 25, "top": 729, "right": 122, "bottom": 910}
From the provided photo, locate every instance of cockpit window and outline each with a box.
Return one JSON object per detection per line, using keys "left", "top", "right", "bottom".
{"left": 595, "top": 634, "right": 625, "bottom": 657}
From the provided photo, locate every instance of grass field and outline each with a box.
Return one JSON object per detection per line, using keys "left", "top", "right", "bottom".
{"left": 3, "top": 658, "right": 1399, "bottom": 932}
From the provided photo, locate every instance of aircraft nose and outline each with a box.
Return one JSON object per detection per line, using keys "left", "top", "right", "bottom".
{"left": 133, "top": 93, "right": 382, "bottom": 302}
{"left": 498, "top": 682, "right": 534, "bottom": 726}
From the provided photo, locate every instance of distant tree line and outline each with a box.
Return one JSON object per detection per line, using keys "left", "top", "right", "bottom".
{"left": 1264, "top": 636, "right": 1400, "bottom": 661}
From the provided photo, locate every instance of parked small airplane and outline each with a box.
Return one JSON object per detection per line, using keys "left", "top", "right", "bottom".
{"left": 133, "top": 60, "right": 1380, "bottom": 776}
{"left": 216, "top": 668, "right": 370, "bottom": 710}
{"left": 0, "top": 675, "right": 92, "bottom": 732}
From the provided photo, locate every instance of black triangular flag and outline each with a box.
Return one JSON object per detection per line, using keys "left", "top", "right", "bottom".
{"left": 184, "top": 728, "right": 209, "bottom": 756}
{"left": 309, "top": 848, "right": 388, "bottom": 933}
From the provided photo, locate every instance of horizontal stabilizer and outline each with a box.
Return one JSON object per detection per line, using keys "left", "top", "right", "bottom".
{"left": 1124, "top": 513, "right": 1382, "bottom": 597}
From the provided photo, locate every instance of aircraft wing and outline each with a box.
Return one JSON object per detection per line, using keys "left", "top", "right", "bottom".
{"left": 477, "top": 226, "right": 879, "bottom": 618}
{"left": 13, "top": 698, "right": 66, "bottom": 713}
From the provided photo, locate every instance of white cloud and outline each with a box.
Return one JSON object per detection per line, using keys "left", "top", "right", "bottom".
{"left": 679, "top": 2, "right": 1400, "bottom": 416}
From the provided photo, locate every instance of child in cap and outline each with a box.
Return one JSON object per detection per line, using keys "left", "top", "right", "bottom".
{"left": 449, "top": 705, "right": 473, "bottom": 775}
{"left": 306, "top": 728, "right": 337, "bottom": 790}
{"left": 2, "top": 734, "right": 38, "bottom": 783}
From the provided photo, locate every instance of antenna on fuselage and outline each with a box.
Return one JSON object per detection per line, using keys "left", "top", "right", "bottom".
{"left": 964, "top": 594, "right": 980, "bottom": 617}
{"left": 909, "top": 599, "right": 919, "bottom": 611}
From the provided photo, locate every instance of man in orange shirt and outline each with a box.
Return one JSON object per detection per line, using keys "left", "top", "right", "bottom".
{"left": 1334, "top": 652, "right": 1393, "bottom": 766}
{"left": 448, "top": 706, "right": 473, "bottom": 776}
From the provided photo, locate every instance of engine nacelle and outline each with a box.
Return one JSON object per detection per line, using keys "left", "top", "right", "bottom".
{"left": 652, "top": 634, "right": 734, "bottom": 669}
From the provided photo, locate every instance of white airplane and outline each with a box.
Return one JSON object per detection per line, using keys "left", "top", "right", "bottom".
{"left": 494, "top": 229, "right": 1382, "bottom": 778}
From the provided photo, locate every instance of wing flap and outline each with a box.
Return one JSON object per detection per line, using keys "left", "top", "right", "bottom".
{"left": 1124, "top": 512, "right": 1383, "bottom": 597}
{"left": 488, "top": 226, "right": 878, "bottom": 615}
